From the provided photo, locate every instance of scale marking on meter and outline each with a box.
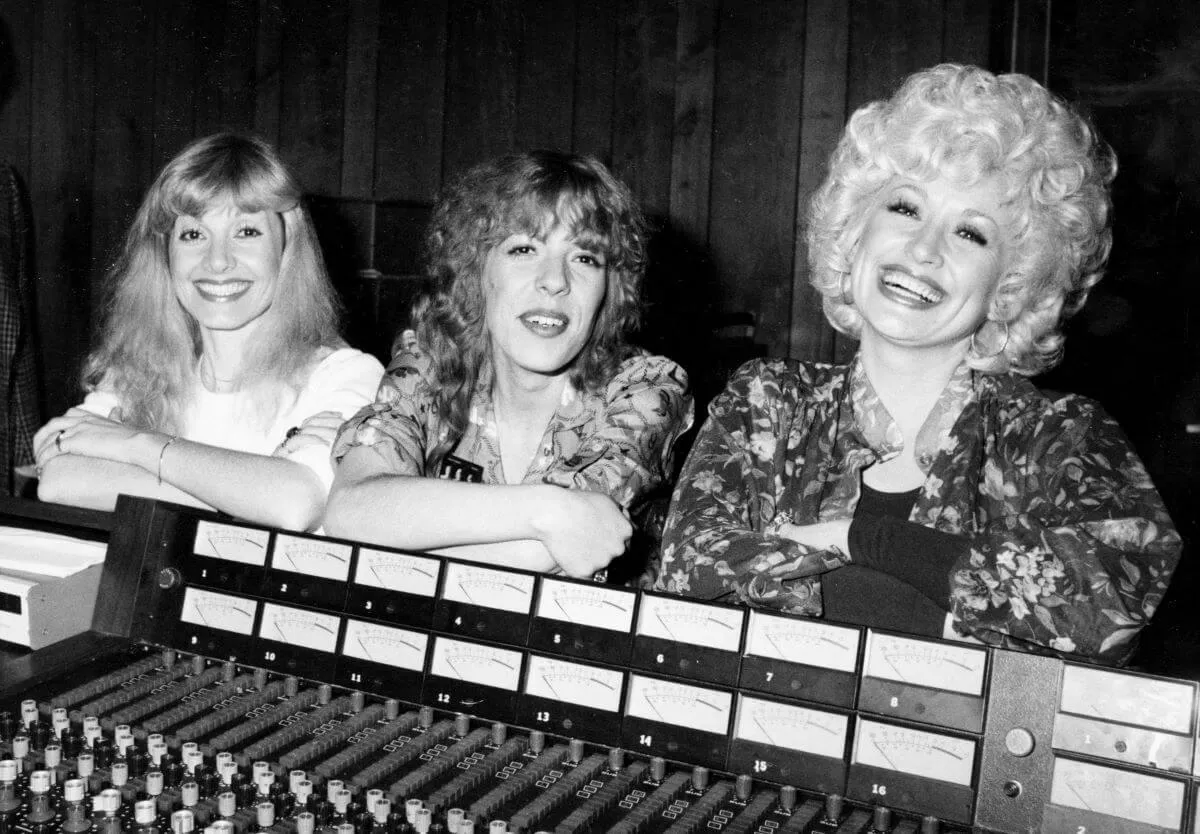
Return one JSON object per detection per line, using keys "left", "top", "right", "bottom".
{"left": 636, "top": 594, "right": 743, "bottom": 651}
{"left": 193, "top": 521, "right": 269, "bottom": 565}
{"left": 625, "top": 674, "right": 732, "bottom": 735}
{"left": 342, "top": 619, "right": 428, "bottom": 671}
{"left": 258, "top": 603, "right": 340, "bottom": 654}
{"left": 1059, "top": 665, "right": 1195, "bottom": 735}
{"left": 745, "top": 610, "right": 860, "bottom": 671}
{"left": 536, "top": 578, "right": 635, "bottom": 632}
{"left": 180, "top": 588, "right": 257, "bottom": 635}
{"left": 524, "top": 655, "right": 624, "bottom": 713}
{"left": 864, "top": 632, "right": 986, "bottom": 695}
{"left": 441, "top": 563, "right": 535, "bottom": 614}
{"left": 734, "top": 695, "right": 848, "bottom": 760}
{"left": 430, "top": 637, "right": 523, "bottom": 690}
{"left": 1047, "top": 757, "right": 1186, "bottom": 831}
{"left": 271, "top": 535, "right": 353, "bottom": 581}
{"left": 354, "top": 549, "right": 441, "bottom": 597}
{"left": 853, "top": 718, "right": 975, "bottom": 786}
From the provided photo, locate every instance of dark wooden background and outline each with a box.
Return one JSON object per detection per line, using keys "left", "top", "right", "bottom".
{"left": 0, "top": 0, "right": 1010, "bottom": 419}
{"left": 0, "top": 0, "right": 1196, "bottom": 669}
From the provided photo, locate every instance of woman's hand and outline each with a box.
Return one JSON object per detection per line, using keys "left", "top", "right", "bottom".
{"left": 532, "top": 488, "right": 633, "bottom": 578}
{"left": 274, "top": 410, "right": 345, "bottom": 457}
{"left": 778, "top": 519, "right": 852, "bottom": 557}
{"left": 34, "top": 408, "right": 160, "bottom": 470}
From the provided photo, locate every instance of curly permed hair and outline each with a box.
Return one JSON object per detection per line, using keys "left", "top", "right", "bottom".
{"left": 412, "top": 150, "right": 647, "bottom": 470}
{"left": 806, "top": 63, "right": 1117, "bottom": 375}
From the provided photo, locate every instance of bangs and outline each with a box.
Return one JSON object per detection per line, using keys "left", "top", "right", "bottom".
{"left": 492, "top": 180, "right": 615, "bottom": 256}
{"left": 152, "top": 138, "right": 299, "bottom": 233}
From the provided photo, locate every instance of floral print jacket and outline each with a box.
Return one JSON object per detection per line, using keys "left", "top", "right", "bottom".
{"left": 656, "top": 357, "right": 1180, "bottom": 666}
{"left": 332, "top": 348, "right": 693, "bottom": 518}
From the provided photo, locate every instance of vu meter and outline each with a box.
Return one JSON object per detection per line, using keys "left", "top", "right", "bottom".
{"left": 424, "top": 635, "right": 523, "bottom": 722}
{"left": 193, "top": 521, "right": 269, "bottom": 565}
{"left": 350, "top": 548, "right": 442, "bottom": 627}
{"left": 179, "top": 588, "right": 257, "bottom": 634}
{"left": 622, "top": 673, "right": 733, "bottom": 769}
{"left": 859, "top": 631, "right": 988, "bottom": 733}
{"left": 740, "top": 610, "right": 861, "bottom": 707}
{"left": 434, "top": 563, "right": 535, "bottom": 643}
{"left": 727, "top": 693, "right": 850, "bottom": 793}
{"left": 1044, "top": 757, "right": 1186, "bottom": 832}
{"left": 176, "top": 588, "right": 259, "bottom": 660}
{"left": 337, "top": 618, "right": 429, "bottom": 695}
{"left": 520, "top": 654, "right": 625, "bottom": 738}
{"left": 632, "top": 593, "right": 745, "bottom": 686}
{"left": 255, "top": 602, "right": 341, "bottom": 678}
{"left": 848, "top": 717, "right": 977, "bottom": 824}
{"left": 529, "top": 577, "right": 636, "bottom": 665}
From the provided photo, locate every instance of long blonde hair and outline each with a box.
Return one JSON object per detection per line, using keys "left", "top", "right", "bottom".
{"left": 84, "top": 133, "right": 342, "bottom": 431}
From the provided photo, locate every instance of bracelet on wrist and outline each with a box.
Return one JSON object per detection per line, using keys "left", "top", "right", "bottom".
{"left": 157, "top": 435, "right": 178, "bottom": 486}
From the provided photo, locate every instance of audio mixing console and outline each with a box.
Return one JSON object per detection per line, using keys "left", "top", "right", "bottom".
{"left": 0, "top": 495, "right": 1195, "bottom": 834}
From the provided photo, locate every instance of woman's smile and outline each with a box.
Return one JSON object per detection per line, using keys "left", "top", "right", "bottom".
{"left": 877, "top": 265, "right": 946, "bottom": 307}
{"left": 519, "top": 309, "right": 571, "bottom": 336}
{"left": 192, "top": 279, "right": 254, "bottom": 302}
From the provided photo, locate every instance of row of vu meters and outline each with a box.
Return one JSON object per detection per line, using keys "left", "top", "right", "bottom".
{"left": 0, "top": 647, "right": 943, "bottom": 834}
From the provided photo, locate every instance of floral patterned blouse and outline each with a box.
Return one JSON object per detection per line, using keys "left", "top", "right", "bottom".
{"left": 656, "top": 356, "right": 1180, "bottom": 666}
{"left": 332, "top": 346, "right": 693, "bottom": 521}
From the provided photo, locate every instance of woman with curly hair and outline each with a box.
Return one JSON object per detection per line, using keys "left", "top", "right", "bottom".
{"left": 326, "top": 151, "right": 692, "bottom": 578}
{"left": 33, "top": 133, "right": 384, "bottom": 531}
{"left": 658, "top": 64, "right": 1179, "bottom": 665}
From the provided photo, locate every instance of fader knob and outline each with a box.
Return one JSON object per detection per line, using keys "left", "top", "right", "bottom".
{"left": 253, "top": 669, "right": 269, "bottom": 690}
{"left": 528, "top": 730, "right": 545, "bottom": 754}
{"left": 921, "top": 816, "right": 940, "bottom": 834}
{"left": 491, "top": 723, "right": 506, "bottom": 745}
{"left": 20, "top": 700, "right": 37, "bottom": 728}
{"left": 317, "top": 685, "right": 334, "bottom": 706}
{"left": 735, "top": 774, "right": 752, "bottom": 801}
{"left": 779, "top": 785, "right": 797, "bottom": 813}
{"left": 823, "top": 793, "right": 844, "bottom": 824}
{"left": 455, "top": 715, "right": 471, "bottom": 737}
{"left": 172, "top": 810, "right": 195, "bottom": 834}
{"left": 871, "top": 806, "right": 892, "bottom": 832}
{"left": 690, "top": 766, "right": 709, "bottom": 791}
{"left": 135, "top": 800, "right": 157, "bottom": 826}
{"left": 162, "top": 649, "right": 177, "bottom": 667}
{"left": 607, "top": 748, "right": 624, "bottom": 771}
{"left": 568, "top": 739, "right": 586, "bottom": 763}
{"left": 295, "top": 813, "right": 316, "bottom": 834}
{"left": 284, "top": 677, "right": 299, "bottom": 697}
{"left": 650, "top": 758, "right": 666, "bottom": 782}
{"left": 221, "top": 662, "right": 236, "bottom": 683}
{"left": 191, "top": 656, "right": 205, "bottom": 675}
{"left": 385, "top": 700, "right": 400, "bottom": 720}
{"left": 418, "top": 707, "right": 434, "bottom": 729}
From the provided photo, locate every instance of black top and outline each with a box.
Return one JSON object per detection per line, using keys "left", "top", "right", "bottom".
{"left": 821, "top": 482, "right": 968, "bottom": 637}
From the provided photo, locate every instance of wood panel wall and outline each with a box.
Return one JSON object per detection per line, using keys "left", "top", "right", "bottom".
{"left": 0, "top": 0, "right": 1007, "bottom": 419}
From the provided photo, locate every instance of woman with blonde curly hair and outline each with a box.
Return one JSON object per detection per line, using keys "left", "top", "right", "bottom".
{"left": 658, "top": 64, "right": 1179, "bottom": 664}
{"left": 34, "top": 133, "right": 383, "bottom": 530}
{"left": 326, "top": 150, "right": 692, "bottom": 578}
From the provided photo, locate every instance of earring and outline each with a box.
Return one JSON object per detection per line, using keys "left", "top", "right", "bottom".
{"left": 970, "top": 319, "right": 1010, "bottom": 359}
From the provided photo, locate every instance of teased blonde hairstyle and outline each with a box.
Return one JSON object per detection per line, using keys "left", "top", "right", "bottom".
{"left": 807, "top": 64, "right": 1117, "bottom": 375}
{"left": 84, "top": 133, "right": 342, "bottom": 431}
{"left": 415, "top": 150, "right": 647, "bottom": 470}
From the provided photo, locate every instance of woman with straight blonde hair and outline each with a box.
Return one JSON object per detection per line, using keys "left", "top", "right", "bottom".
{"left": 34, "top": 133, "right": 383, "bottom": 531}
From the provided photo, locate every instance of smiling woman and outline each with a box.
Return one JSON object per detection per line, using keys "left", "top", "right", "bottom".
{"left": 32, "top": 134, "right": 384, "bottom": 531}
{"left": 657, "top": 65, "right": 1181, "bottom": 666}
{"left": 324, "top": 151, "right": 694, "bottom": 579}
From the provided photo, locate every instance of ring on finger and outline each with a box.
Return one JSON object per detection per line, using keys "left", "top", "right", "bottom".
{"left": 55, "top": 430, "right": 65, "bottom": 452}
